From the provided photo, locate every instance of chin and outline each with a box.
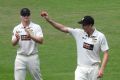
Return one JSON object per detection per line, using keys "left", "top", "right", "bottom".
{"left": 24, "top": 19, "right": 30, "bottom": 22}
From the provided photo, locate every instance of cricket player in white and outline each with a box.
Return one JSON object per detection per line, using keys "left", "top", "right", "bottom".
{"left": 40, "top": 11, "right": 109, "bottom": 80}
{"left": 12, "top": 8, "right": 43, "bottom": 80}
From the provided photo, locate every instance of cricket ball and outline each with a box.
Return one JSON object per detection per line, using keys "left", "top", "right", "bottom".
{"left": 41, "top": 13, "right": 47, "bottom": 17}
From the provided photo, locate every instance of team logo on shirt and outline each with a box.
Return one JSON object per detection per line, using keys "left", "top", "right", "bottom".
{"left": 21, "top": 35, "right": 31, "bottom": 40}
{"left": 82, "top": 37, "right": 86, "bottom": 40}
{"left": 83, "top": 42, "right": 94, "bottom": 50}
{"left": 91, "top": 36, "right": 97, "bottom": 43}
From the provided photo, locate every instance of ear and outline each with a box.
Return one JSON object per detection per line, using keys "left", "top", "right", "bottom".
{"left": 89, "top": 24, "right": 93, "bottom": 27}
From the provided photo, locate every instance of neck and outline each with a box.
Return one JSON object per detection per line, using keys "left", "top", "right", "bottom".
{"left": 22, "top": 21, "right": 30, "bottom": 28}
{"left": 87, "top": 27, "right": 95, "bottom": 37}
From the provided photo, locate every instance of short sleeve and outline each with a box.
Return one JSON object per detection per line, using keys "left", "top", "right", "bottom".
{"left": 100, "top": 34, "right": 109, "bottom": 52}
{"left": 67, "top": 27, "right": 83, "bottom": 37}
{"left": 36, "top": 25, "right": 43, "bottom": 37}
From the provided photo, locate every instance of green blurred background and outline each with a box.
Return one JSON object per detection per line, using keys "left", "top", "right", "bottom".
{"left": 0, "top": 0, "right": 120, "bottom": 80}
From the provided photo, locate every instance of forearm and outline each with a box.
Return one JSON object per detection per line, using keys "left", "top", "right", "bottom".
{"left": 46, "top": 17, "right": 63, "bottom": 29}
{"left": 12, "top": 38, "right": 19, "bottom": 46}
{"left": 97, "top": 51, "right": 109, "bottom": 78}
{"left": 30, "top": 35, "right": 43, "bottom": 44}
{"left": 100, "top": 51, "right": 109, "bottom": 70}
{"left": 45, "top": 17, "right": 68, "bottom": 33}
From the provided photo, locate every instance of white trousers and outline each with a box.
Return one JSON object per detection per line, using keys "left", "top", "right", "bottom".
{"left": 14, "top": 54, "right": 42, "bottom": 80}
{"left": 75, "top": 64, "right": 100, "bottom": 80}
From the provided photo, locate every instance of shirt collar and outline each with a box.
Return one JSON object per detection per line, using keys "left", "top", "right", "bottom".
{"left": 84, "top": 27, "right": 97, "bottom": 38}
{"left": 91, "top": 28, "right": 97, "bottom": 37}
{"left": 20, "top": 21, "right": 32, "bottom": 28}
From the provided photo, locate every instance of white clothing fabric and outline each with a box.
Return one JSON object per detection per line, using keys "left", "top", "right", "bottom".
{"left": 12, "top": 22, "right": 43, "bottom": 80}
{"left": 68, "top": 28, "right": 109, "bottom": 66}
{"left": 12, "top": 22, "right": 43, "bottom": 56}
{"left": 75, "top": 65, "right": 100, "bottom": 80}
{"left": 14, "top": 54, "right": 42, "bottom": 80}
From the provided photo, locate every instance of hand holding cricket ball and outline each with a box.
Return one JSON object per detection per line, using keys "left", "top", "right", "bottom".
{"left": 40, "top": 11, "right": 49, "bottom": 20}
{"left": 41, "top": 11, "right": 48, "bottom": 17}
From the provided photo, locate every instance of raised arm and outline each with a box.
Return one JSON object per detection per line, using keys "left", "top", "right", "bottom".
{"left": 40, "top": 11, "right": 69, "bottom": 33}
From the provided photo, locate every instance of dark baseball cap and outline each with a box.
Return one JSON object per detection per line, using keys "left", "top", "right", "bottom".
{"left": 20, "top": 8, "right": 30, "bottom": 16}
{"left": 78, "top": 16, "right": 94, "bottom": 26}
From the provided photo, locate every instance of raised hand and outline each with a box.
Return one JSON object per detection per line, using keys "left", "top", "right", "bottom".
{"left": 40, "top": 11, "right": 48, "bottom": 17}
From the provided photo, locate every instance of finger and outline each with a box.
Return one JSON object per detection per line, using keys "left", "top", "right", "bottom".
{"left": 24, "top": 28, "right": 29, "bottom": 33}
{"left": 15, "top": 34, "right": 20, "bottom": 40}
{"left": 97, "top": 75, "right": 101, "bottom": 78}
{"left": 97, "top": 74, "right": 103, "bottom": 78}
{"left": 15, "top": 31, "right": 19, "bottom": 36}
{"left": 41, "top": 11, "right": 48, "bottom": 17}
{"left": 16, "top": 31, "right": 19, "bottom": 33}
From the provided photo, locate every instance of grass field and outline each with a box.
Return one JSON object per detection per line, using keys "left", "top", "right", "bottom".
{"left": 0, "top": 0, "right": 120, "bottom": 80}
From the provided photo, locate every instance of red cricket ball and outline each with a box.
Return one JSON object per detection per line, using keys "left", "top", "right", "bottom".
{"left": 41, "top": 13, "right": 47, "bottom": 17}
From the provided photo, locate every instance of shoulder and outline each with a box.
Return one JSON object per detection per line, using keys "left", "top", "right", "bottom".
{"left": 13, "top": 23, "right": 21, "bottom": 30}
{"left": 67, "top": 27, "right": 84, "bottom": 36}
{"left": 31, "top": 22, "right": 40, "bottom": 27}
{"left": 97, "top": 30, "right": 105, "bottom": 37}
{"left": 30, "top": 22, "right": 42, "bottom": 29}
{"left": 96, "top": 30, "right": 106, "bottom": 40}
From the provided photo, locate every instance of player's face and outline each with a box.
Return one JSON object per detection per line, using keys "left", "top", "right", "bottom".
{"left": 82, "top": 24, "right": 92, "bottom": 33}
{"left": 21, "top": 15, "right": 30, "bottom": 22}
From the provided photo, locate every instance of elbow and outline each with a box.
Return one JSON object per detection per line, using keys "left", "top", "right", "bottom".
{"left": 104, "top": 51, "right": 109, "bottom": 61}
{"left": 12, "top": 44, "right": 16, "bottom": 46}
{"left": 38, "top": 41, "right": 43, "bottom": 44}
{"left": 105, "top": 51, "right": 109, "bottom": 57}
{"left": 11, "top": 40, "right": 16, "bottom": 46}
{"left": 38, "top": 38, "right": 43, "bottom": 44}
{"left": 12, "top": 42, "right": 17, "bottom": 46}
{"left": 60, "top": 27, "right": 69, "bottom": 33}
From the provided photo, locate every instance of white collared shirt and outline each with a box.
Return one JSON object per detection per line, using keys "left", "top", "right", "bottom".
{"left": 67, "top": 27, "right": 109, "bottom": 66}
{"left": 12, "top": 22, "right": 43, "bottom": 55}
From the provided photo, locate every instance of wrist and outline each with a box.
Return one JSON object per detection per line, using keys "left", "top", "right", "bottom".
{"left": 45, "top": 17, "right": 51, "bottom": 22}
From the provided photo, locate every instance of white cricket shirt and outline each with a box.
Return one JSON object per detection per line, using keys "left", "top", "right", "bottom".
{"left": 12, "top": 22, "right": 43, "bottom": 56}
{"left": 68, "top": 27, "right": 109, "bottom": 66}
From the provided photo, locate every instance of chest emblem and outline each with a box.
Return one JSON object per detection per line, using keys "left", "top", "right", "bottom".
{"left": 83, "top": 42, "right": 94, "bottom": 50}
{"left": 21, "top": 35, "right": 31, "bottom": 40}
{"left": 91, "top": 36, "right": 97, "bottom": 43}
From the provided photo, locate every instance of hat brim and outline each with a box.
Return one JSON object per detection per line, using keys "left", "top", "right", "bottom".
{"left": 78, "top": 20, "right": 83, "bottom": 24}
